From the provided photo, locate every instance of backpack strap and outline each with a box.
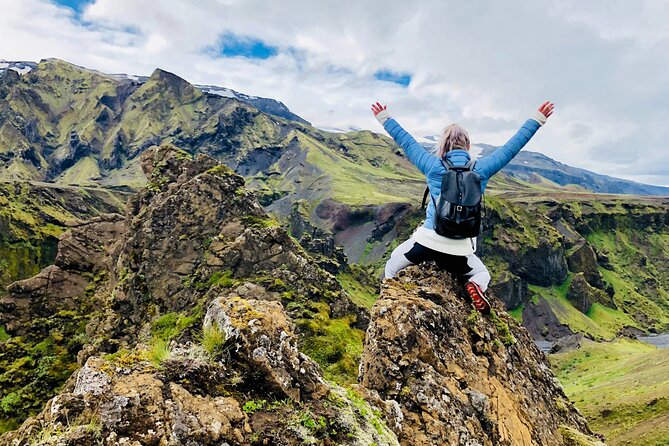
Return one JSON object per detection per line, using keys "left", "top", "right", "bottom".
{"left": 441, "top": 158, "right": 475, "bottom": 171}
{"left": 421, "top": 187, "right": 430, "bottom": 209}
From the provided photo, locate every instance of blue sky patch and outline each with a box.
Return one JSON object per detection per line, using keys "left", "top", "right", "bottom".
{"left": 52, "top": 0, "right": 92, "bottom": 12}
{"left": 374, "top": 70, "right": 412, "bottom": 87}
{"left": 216, "top": 33, "right": 278, "bottom": 60}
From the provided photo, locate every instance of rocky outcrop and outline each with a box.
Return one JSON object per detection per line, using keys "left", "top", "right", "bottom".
{"left": 203, "top": 295, "right": 329, "bottom": 402}
{"left": 1, "top": 145, "right": 381, "bottom": 442}
{"left": 359, "top": 266, "right": 604, "bottom": 446}
{"left": 3, "top": 289, "right": 397, "bottom": 446}
{"left": 522, "top": 296, "right": 575, "bottom": 341}
{"left": 489, "top": 270, "right": 528, "bottom": 310}
{"left": 567, "top": 242, "right": 604, "bottom": 289}
{"left": 1, "top": 214, "right": 125, "bottom": 335}
{"left": 567, "top": 273, "right": 616, "bottom": 313}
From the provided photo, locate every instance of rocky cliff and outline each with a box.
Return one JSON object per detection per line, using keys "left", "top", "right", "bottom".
{"left": 1, "top": 146, "right": 603, "bottom": 445}
{"left": 0, "top": 181, "right": 127, "bottom": 289}
{"left": 478, "top": 193, "right": 669, "bottom": 341}
{"left": 358, "top": 266, "right": 605, "bottom": 446}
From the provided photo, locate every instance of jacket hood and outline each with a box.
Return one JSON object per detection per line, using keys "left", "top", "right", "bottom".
{"left": 444, "top": 149, "right": 472, "bottom": 166}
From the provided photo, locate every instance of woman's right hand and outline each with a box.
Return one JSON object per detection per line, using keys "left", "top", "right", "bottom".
{"left": 371, "top": 102, "right": 391, "bottom": 124}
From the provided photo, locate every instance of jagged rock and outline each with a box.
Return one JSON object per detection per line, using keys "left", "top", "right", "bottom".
{"left": 567, "top": 242, "right": 604, "bottom": 288}
{"left": 1, "top": 214, "right": 125, "bottom": 335}
{"left": 359, "top": 266, "right": 604, "bottom": 445}
{"left": 567, "top": 273, "right": 616, "bottom": 313}
{"left": 3, "top": 356, "right": 249, "bottom": 446}
{"left": 55, "top": 214, "right": 126, "bottom": 272}
{"left": 1, "top": 145, "right": 379, "bottom": 442}
{"left": 489, "top": 270, "right": 528, "bottom": 310}
{"left": 203, "top": 294, "right": 329, "bottom": 402}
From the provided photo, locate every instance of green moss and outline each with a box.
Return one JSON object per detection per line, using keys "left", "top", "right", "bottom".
{"left": 489, "top": 311, "right": 517, "bottom": 346}
{"left": 242, "top": 215, "right": 280, "bottom": 228}
{"left": 0, "top": 326, "right": 9, "bottom": 342}
{"left": 296, "top": 302, "right": 365, "bottom": 384}
{"left": 508, "top": 305, "right": 524, "bottom": 323}
{"left": 151, "top": 309, "right": 201, "bottom": 343}
{"left": 0, "top": 312, "right": 88, "bottom": 432}
{"left": 344, "top": 388, "right": 386, "bottom": 436}
{"left": 209, "top": 270, "right": 236, "bottom": 287}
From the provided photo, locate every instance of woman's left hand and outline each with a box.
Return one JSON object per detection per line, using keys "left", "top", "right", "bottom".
{"left": 538, "top": 101, "right": 555, "bottom": 118}
{"left": 371, "top": 102, "right": 391, "bottom": 124}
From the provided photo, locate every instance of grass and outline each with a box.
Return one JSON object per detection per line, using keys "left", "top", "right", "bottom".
{"left": 151, "top": 310, "right": 200, "bottom": 342}
{"left": 336, "top": 271, "right": 378, "bottom": 309}
{"left": 201, "top": 325, "right": 226, "bottom": 356}
{"left": 301, "top": 132, "right": 424, "bottom": 206}
{"left": 296, "top": 302, "right": 365, "bottom": 384}
{"left": 147, "top": 339, "right": 172, "bottom": 367}
{"left": 550, "top": 339, "right": 669, "bottom": 445}
{"left": 508, "top": 304, "right": 524, "bottom": 323}
{"left": 529, "top": 274, "right": 640, "bottom": 341}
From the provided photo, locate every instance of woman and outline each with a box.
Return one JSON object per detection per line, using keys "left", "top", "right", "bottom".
{"left": 371, "top": 100, "right": 555, "bottom": 313}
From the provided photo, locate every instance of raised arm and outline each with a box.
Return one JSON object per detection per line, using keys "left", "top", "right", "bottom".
{"left": 371, "top": 102, "right": 439, "bottom": 175}
{"left": 476, "top": 101, "right": 555, "bottom": 179}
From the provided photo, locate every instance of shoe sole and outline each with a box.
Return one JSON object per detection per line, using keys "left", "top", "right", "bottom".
{"left": 466, "top": 282, "right": 491, "bottom": 314}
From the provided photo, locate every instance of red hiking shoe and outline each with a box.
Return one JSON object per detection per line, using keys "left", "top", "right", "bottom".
{"left": 465, "top": 281, "right": 491, "bottom": 314}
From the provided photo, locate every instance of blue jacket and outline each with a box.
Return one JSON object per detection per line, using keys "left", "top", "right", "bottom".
{"left": 383, "top": 117, "right": 542, "bottom": 229}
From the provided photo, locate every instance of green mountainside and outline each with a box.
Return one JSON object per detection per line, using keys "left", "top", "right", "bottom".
{"left": 0, "top": 59, "right": 423, "bottom": 204}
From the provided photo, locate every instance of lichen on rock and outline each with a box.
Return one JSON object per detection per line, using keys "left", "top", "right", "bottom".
{"left": 359, "top": 264, "right": 606, "bottom": 446}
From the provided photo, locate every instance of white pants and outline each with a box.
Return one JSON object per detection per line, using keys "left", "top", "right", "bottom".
{"left": 384, "top": 237, "right": 491, "bottom": 291}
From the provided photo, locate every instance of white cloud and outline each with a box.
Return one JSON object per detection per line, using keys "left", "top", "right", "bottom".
{"left": 0, "top": 0, "right": 668, "bottom": 186}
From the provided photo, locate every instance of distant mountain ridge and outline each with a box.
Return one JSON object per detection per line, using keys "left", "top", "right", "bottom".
{"left": 477, "top": 143, "right": 669, "bottom": 196}
{"left": 0, "top": 59, "right": 309, "bottom": 124}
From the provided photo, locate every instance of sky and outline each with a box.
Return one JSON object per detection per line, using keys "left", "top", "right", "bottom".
{"left": 1, "top": 0, "right": 668, "bottom": 186}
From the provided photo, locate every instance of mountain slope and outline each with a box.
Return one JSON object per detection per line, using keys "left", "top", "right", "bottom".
{"left": 0, "top": 58, "right": 423, "bottom": 205}
{"left": 479, "top": 144, "right": 669, "bottom": 196}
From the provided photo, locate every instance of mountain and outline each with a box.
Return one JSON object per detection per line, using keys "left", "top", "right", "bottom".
{"left": 478, "top": 144, "right": 669, "bottom": 196}
{"left": 0, "top": 146, "right": 604, "bottom": 445}
{"left": 0, "top": 59, "right": 309, "bottom": 125}
{"left": 0, "top": 58, "right": 423, "bottom": 200}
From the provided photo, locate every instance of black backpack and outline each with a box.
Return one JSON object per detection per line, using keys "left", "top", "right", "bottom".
{"left": 421, "top": 160, "right": 482, "bottom": 239}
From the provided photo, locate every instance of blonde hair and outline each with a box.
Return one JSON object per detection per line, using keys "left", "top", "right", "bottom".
{"left": 436, "top": 123, "right": 470, "bottom": 159}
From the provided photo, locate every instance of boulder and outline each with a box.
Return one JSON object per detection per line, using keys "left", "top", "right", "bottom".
{"left": 567, "top": 242, "right": 604, "bottom": 288}
{"left": 204, "top": 294, "right": 329, "bottom": 402}
{"left": 567, "top": 273, "right": 616, "bottom": 313}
